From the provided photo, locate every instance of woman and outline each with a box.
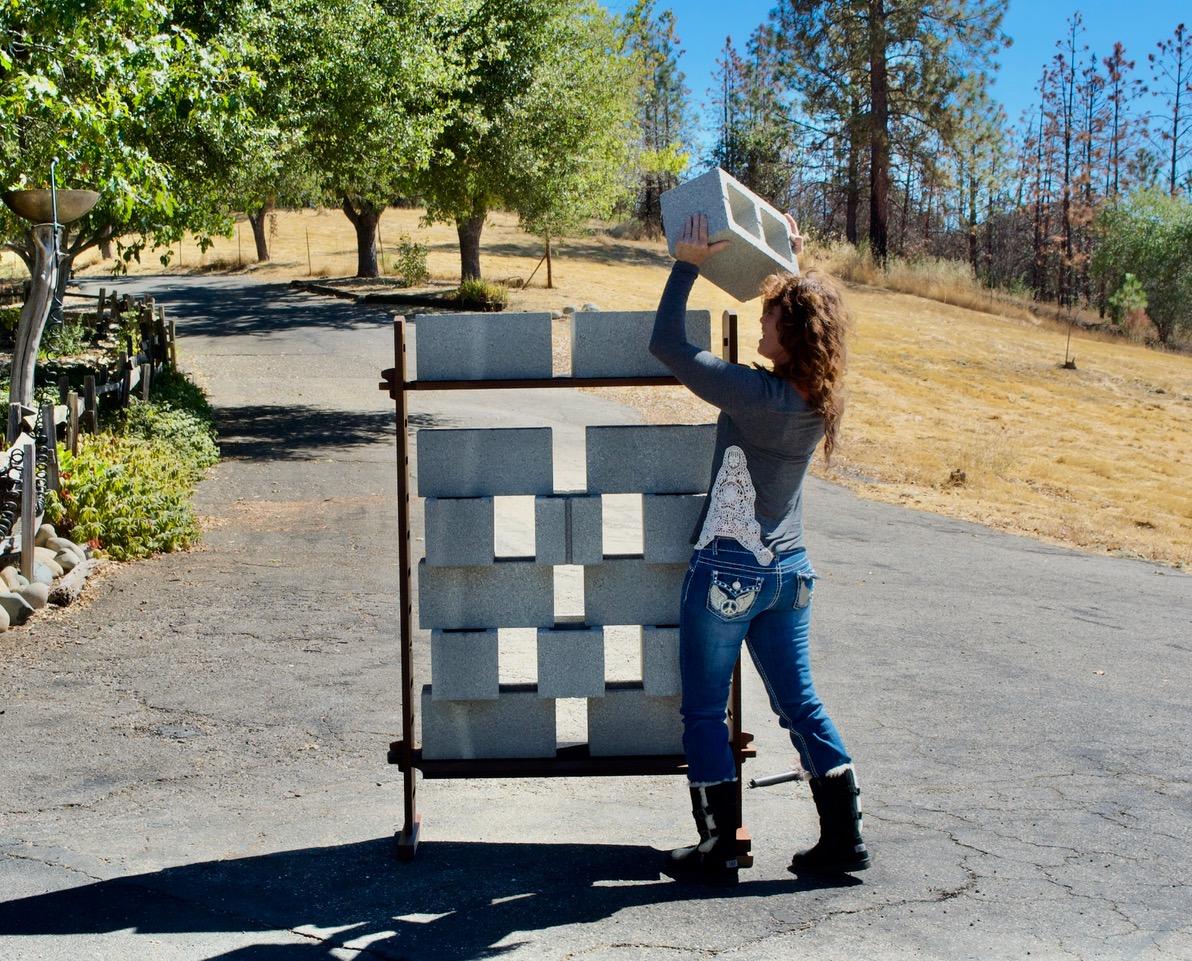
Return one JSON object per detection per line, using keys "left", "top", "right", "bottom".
{"left": 648, "top": 212, "right": 869, "bottom": 885}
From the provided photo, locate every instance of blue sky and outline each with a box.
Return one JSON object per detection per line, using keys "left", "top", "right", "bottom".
{"left": 605, "top": 0, "right": 1186, "bottom": 144}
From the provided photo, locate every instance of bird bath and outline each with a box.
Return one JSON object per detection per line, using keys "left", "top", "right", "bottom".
{"left": 3, "top": 187, "right": 100, "bottom": 441}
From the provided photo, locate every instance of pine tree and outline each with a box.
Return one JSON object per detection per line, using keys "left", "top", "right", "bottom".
{"left": 1148, "top": 23, "right": 1192, "bottom": 195}
{"left": 623, "top": 1, "right": 693, "bottom": 233}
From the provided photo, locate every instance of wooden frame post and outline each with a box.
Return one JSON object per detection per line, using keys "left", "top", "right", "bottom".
{"left": 393, "top": 316, "right": 421, "bottom": 860}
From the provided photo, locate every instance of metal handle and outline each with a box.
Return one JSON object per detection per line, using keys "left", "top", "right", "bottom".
{"left": 748, "top": 770, "right": 803, "bottom": 789}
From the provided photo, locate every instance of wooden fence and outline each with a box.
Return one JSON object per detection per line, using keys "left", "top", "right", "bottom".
{"left": 0, "top": 288, "right": 178, "bottom": 572}
{"left": 55, "top": 288, "right": 178, "bottom": 455}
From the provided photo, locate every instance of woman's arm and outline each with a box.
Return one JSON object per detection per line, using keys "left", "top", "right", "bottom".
{"left": 648, "top": 214, "right": 773, "bottom": 413}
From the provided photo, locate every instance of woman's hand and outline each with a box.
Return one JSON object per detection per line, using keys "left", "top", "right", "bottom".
{"left": 674, "top": 213, "right": 729, "bottom": 267}
{"left": 785, "top": 212, "right": 805, "bottom": 257}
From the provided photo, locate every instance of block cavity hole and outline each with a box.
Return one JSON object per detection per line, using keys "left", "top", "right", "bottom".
{"left": 760, "top": 206, "right": 791, "bottom": 258}
{"left": 726, "top": 183, "right": 761, "bottom": 239}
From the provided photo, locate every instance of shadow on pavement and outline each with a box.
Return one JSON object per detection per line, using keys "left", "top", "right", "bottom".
{"left": 78, "top": 277, "right": 391, "bottom": 339}
{"left": 0, "top": 839, "right": 856, "bottom": 959}
{"left": 215, "top": 406, "right": 446, "bottom": 461}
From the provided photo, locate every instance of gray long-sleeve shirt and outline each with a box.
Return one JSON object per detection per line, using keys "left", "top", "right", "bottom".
{"left": 649, "top": 261, "right": 824, "bottom": 556}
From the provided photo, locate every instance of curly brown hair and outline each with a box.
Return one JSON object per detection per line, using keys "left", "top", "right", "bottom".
{"left": 758, "top": 269, "right": 851, "bottom": 462}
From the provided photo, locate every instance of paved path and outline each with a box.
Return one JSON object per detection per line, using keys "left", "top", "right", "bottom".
{"left": 1, "top": 274, "right": 1189, "bottom": 961}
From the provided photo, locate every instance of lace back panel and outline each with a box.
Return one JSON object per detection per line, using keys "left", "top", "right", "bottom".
{"left": 694, "top": 445, "right": 774, "bottom": 565}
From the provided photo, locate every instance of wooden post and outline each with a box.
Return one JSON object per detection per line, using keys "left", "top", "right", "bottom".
{"left": 84, "top": 375, "right": 97, "bottom": 433}
{"left": 57, "top": 375, "right": 69, "bottom": 404}
{"left": 40, "top": 402, "right": 59, "bottom": 492}
{"left": 168, "top": 319, "right": 177, "bottom": 371}
{"left": 98, "top": 287, "right": 106, "bottom": 316}
{"left": 140, "top": 363, "right": 151, "bottom": 401}
{"left": 7, "top": 403, "right": 21, "bottom": 445}
{"left": 20, "top": 441, "right": 35, "bottom": 581}
{"left": 306, "top": 227, "right": 312, "bottom": 276}
{"left": 67, "top": 390, "right": 80, "bottom": 455}
{"left": 118, "top": 350, "right": 130, "bottom": 406}
{"left": 393, "top": 315, "right": 421, "bottom": 860}
{"left": 155, "top": 306, "right": 168, "bottom": 366}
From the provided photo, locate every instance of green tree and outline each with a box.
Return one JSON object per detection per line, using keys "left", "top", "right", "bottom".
{"left": 511, "top": 5, "right": 636, "bottom": 287}
{"left": 0, "top": 0, "right": 258, "bottom": 275}
{"left": 769, "top": 0, "right": 1008, "bottom": 262}
{"left": 418, "top": 0, "right": 637, "bottom": 281}
{"left": 622, "top": 1, "right": 692, "bottom": 233}
{"left": 291, "top": 0, "right": 456, "bottom": 278}
{"left": 1092, "top": 188, "right": 1192, "bottom": 343}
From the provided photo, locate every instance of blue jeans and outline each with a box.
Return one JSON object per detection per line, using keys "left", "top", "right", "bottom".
{"left": 679, "top": 537, "right": 852, "bottom": 784}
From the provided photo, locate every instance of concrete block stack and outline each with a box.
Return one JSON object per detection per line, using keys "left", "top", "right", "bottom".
{"left": 414, "top": 331, "right": 716, "bottom": 761}
{"left": 660, "top": 167, "right": 799, "bottom": 302}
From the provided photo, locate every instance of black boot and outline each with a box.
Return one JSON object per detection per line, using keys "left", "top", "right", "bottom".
{"left": 662, "top": 781, "right": 740, "bottom": 885}
{"left": 788, "top": 767, "right": 871, "bottom": 874}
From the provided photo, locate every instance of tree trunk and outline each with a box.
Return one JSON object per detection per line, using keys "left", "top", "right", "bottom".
{"left": 868, "top": 0, "right": 890, "bottom": 262}
{"left": 546, "top": 235, "right": 553, "bottom": 289}
{"left": 342, "top": 197, "right": 381, "bottom": 278}
{"left": 99, "top": 225, "right": 113, "bottom": 260}
{"left": 9, "top": 224, "right": 60, "bottom": 430}
{"left": 967, "top": 154, "right": 979, "bottom": 276}
{"left": 248, "top": 205, "right": 271, "bottom": 262}
{"left": 457, "top": 207, "right": 485, "bottom": 281}
{"left": 845, "top": 116, "right": 861, "bottom": 244}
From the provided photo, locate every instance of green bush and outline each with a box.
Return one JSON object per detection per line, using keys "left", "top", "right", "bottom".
{"left": 456, "top": 278, "right": 509, "bottom": 311}
{"left": 393, "top": 235, "right": 429, "bottom": 287}
{"left": 1107, "top": 273, "right": 1148, "bottom": 325}
{"left": 45, "top": 434, "right": 204, "bottom": 560}
{"left": 39, "top": 318, "right": 91, "bottom": 358}
{"left": 117, "top": 398, "right": 219, "bottom": 479}
{"left": 45, "top": 369, "right": 219, "bottom": 560}
{"left": 0, "top": 305, "right": 20, "bottom": 335}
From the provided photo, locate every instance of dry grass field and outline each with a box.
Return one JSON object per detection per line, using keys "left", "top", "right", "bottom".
{"left": 5, "top": 206, "right": 1185, "bottom": 568}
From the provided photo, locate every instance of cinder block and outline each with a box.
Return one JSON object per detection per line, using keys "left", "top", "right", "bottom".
{"left": 421, "top": 683, "right": 556, "bottom": 759}
{"left": 641, "top": 626, "right": 681, "bottom": 696}
{"left": 583, "top": 559, "right": 686, "bottom": 626}
{"left": 643, "top": 494, "right": 704, "bottom": 563}
{"left": 417, "top": 428, "right": 553, "bottom": 497}
{"left": 412, "top": 312, "right": 552, "bottom": 381}
{"left": 535, "top": 494, "right": 603, "bottom": 565}
{"left": 568, "top": 495, "right": 603, "bottom": 564}
{"left": 587, "top": 681, "right": 683, "bottom": 756}
{"left": 586, "top": 425, "right": 716, "bottom": 495}
{"left": 534, "top": 496, "right": 567, "bottom": 565}
{"left": 661, "top": 167, "right": 799, "bottom": 302}
{"left": 570, "top": 310, "right": 712, "bottom": 378}
{"left": 418, "top": 559, "right": 554, "bottom": 629}
{"left": 431, "top": 629, "right": 499, "bottom": 700}
{"left": 537, "top": 626, "right": 605, "bottom": 698}
{"left": 425, "top": 497, "right": 494, "bottom": 566}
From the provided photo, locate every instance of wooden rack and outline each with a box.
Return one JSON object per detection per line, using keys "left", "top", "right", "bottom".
{"left": 379, "top": 311, "right": 755, "bottom": 862}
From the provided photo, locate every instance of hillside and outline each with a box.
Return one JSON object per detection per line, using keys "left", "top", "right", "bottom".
{"left": 49, "top": 206, "right": 1192, "bottom": 568}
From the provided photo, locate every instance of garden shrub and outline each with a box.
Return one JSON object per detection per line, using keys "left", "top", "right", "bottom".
{"left": 456, "top": 278, "right": 509, "bottom": 311}
{"left": 393, "top": 235, "right": 429, "bottom": 287}
{"left": 39, "top": 317, "right": 91, "bottom": 358}
{"left": 45, "top": 369, "right": 219, "bottom": 560}
{"left": 45, "top": 434, "right": 204, "bottom": 560}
